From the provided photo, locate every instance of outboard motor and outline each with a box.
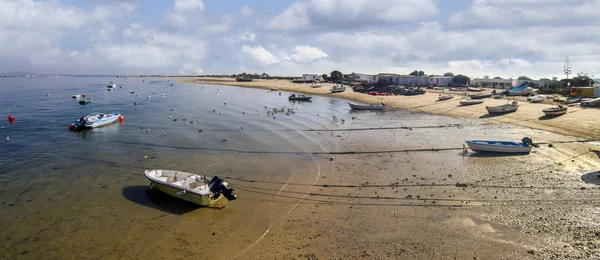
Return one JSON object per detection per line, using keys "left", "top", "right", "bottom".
{"left": 522, "top": 137, "right": 538, "bottom": 147}
{"left": 208, "top": 176, "right": 237, "bottom": 201}
{"left": 72, "top": 117, "right": 87, "bottom": 131}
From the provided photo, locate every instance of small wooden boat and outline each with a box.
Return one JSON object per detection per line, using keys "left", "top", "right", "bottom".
{"left": 466, "top": 137, "right": 535, "bottom": 153}
{"left": 236, "top": 77, "right": 253, "bottom": 82}
{"left": 486, "top": 100, "right": 518, "bottom": 114}
{"left": 564, "top": 96, "right": 582, "bottom": 104}
{"left": 145, "top": 169, "right": 236, "bottom": 206}
{"left": 330, "top": 85, "right": 346, "bottom": 93}
{"left": 542, "top": 105, "right": 567, "bottom": 116}
{"left": 348, "top": 102, "right": 385, "bottom": 110}
{"left": 469, "top": 93, "right": 492, "bottom": 99}
{"left": 79, "top": 99, "right": 93, "bottom": 105}
{"left": 459, "top": 99, "right": 484, "bottom": 106}
{"left": 467, "top": 87, "right": 483, "bottom": 92}
{"left": 310, "top": 83, "right": 322, "bottom": 88}
{"left": 438, "top": 94, "right": 455, "bottom": 101}
{"left": 288, "top": 94, "right": 312, "bottom": 101}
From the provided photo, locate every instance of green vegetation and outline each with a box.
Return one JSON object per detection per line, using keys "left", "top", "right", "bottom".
{"left": 452, "top": 74, "right": 470, "bottom": 85}
{"left": 330, "top": 70, "right": 343, "bottom": 83}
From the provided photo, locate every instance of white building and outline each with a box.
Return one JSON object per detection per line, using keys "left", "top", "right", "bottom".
{"left": 428, "top": 76, "right": 453, "bottom": 86}
{"left": 302, "top": 74, "right": 322, "bottom": 81}
{"left": 396, "top": 75, "right": 429, "bottom": 86}
{"left": 471, "top": 76, "right": 514, "bottom": 89}
{"left": 346, "top": 72, "right": 378, "bottom": 83}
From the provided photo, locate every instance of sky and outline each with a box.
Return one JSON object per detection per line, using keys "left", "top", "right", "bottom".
{"left": 1, "top": 0, "right": 599, "bottom": 79}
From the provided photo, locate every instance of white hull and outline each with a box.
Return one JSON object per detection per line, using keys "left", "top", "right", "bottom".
{"left": 145, "top": 169, "right": 228, "bottom": 206}
{"left": 311, "top": 84, "right": 322, "bottom": 88}
{"left": 529, "top": 97, "right": 545, "bottom": 103}
{"left": 466, "top": 141, "right": 532, "bottom": 153}
{"left": 486, "top": 101, "right": 518, "bottom": 114}
{"left": 507, "top": 87, "right": 537, "bottom": 96}
{"left": 348, "top": 102, "right": 385, "bottom": 110}
{"left": 72, "top": 94, "right": 80, "bottom": 99}
{"left": 459, "top": 99, "right": 483, "bottom": 105}
{"left": 438, "top": 94, "right": 455, "bottom": 101}
{"left": 543, "top": 109, "right": 567, "bottom": 116}
{"left": 85, "top": 113, "right": 120, "bottom": 128}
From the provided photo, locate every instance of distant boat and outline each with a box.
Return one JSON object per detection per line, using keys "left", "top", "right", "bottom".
{"left": 330, "top": 85, "right": 346, "bottom": 93}
{"left": 459, "top": 99, "right": 484, "bottom": 106}
{"left": 507, "top": 83, "right": 537, "bottom": 96}
{"left": 236, "top": 77, "right": 253, "bottom": 82}
{"left": 130, "top": 90, "right": 135, "bottom": 94}
{"left": 288, "top": 94, "right": 312, "bottom": 101}
{"left": 486, "top": 100, "right": 519, "bottom": 114}
{"left": 467, "top": 87, "right": 483, "bottom": 92}
{"left": 438, "top": 94, "right": 455, "bottom": 101}
{"left": 348, "top": 102, "right": 385, "bottom": 110}
{"left": 107, "top": 81, "right": 116, "bottom": 89}
{"left": 145, "top": 169, "right": 236, "bottom": 206}
{"left": 70, "top": 112, "right": 120, "bottom": 131}
{"left": 72, "top": 94, "right": 80, "bottom": 99}
{"left": 465, "top": 137, "right": 535, "bottom": 154}
{"left": 469, "top": 93, "right": 492, "bottom": 99}
{"left": 311, "top": 83, "right": 322, "bottom": 88}
{"left": 542, "top": 105, "right": 567, "bottom": 116}
{"left": 78, "top": 99, "right": 93, "bottom": 105}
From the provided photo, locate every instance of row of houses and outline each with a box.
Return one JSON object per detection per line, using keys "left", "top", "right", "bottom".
{"left": 471, "top": 76, "right": 561, "bottom": 89}
{"left": 343, "top": 72, "right": 453, "bottom": 86}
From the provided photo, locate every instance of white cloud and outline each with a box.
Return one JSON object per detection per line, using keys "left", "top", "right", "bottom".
{"left": 288, "top": 45, "right": 328, "bottom": 62}
{"left": 240, "top": 5, "right": 254, "bottom": 17}
{"left": 267, "top": 0, "right": 438, "bottom": 31}
{"left": 174, "top": 0, "right": 205, "bottom": 12}
{"left": 242, "top": 45, "right": 280, "bottom": 65}
{"left": 166, "top": 0, "right": 206, "bottom": 26}
{"left": 238, "top": 31, "right": 256, "bottom": 42}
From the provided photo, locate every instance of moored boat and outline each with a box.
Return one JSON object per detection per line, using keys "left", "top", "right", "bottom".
{"left": 330, "top": 85, "right": 346, "bottom": 93}
{"left": 469, "top": 93, "right": 492, "bottom": 99}
{"left": 438, "top": 94, "right": 455, "bottom": 101}
{"left": 107, "top": 81, "right": 116, "bottom": 89}
{"left": 70, "top": 112, "right": 121, "bottom": 130}
{"left": 78, "top": 98, "right": 93, "bottom": 105}
{"left": 348, "top": 102, "right": 386, "bottom": 110}
{"left": 493, "top": 94, "right": 505, "bottom": 99}
{"left": 72, "top": 94, "right": 80, "bottom": 99}
{"left": 145, "top": 169, "right": 236, "bottom": 206}
{"left": 465, "top": 137, "right": 535, "bottom": 153}
{"left": 542, "top": 105, "right": 567, "bottom": 116}
{"left": 288, "top": 94, "right": 312, "bottom": 101}
{"left": 459, "top": 99, "right": 484, "bottom": 106}
{"left": 486, "top": 100, "right": 518, "bottom": 114}
{"left": 507, "top": 83, "right": 537, "bottom": 96}
{"left": 529, "top": 95, "right": 545, "bottom": 103}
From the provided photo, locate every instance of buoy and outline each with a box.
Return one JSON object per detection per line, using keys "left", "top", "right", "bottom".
{"left": 153, "top": 92, "right": 155, "bottom": 94}
{"left": 5, "top": 137, "right": 9, "bottom": 142}
{"left": 8, "top": 115, "right": 15, "bottom": 122}
{"left": 144, "top": 155, "right": 148, "bottom": 159}
{"left": 163, "top": 133, "right": 167, "bottom": 136}
{"left": 82, "top": 94, "right": 86, "bottom": 98}
{"left": 68, "top": 124, "right": 74, "bottom": 130}
{"left": 118, "top": 116, "right": 124, "bottom": 122}
{"left": 134, "top": 102, "right": 138, "bottom": 106}
{"left": 47, "top": 93, "right": 50, "bottom": 96}
{"left": 148, "top": 96, "right": 151, "bottom": 99}
{"left": 146, "top": 129, "right": 150, "bottom": 134}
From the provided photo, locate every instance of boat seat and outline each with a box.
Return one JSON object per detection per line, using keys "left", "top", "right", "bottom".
{"left": 155, "top": 170, "right": 163, "bottom": 178}
{"left": 156, "top": 177, "right": 168, "bottom": 182}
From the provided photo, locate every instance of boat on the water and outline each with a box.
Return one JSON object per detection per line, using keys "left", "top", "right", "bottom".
{"left": 330, "top": 85, "right": 346, "bottom": 93}
{"left": 459, "top": 99, "right": 484, "bottom": 106}
{"left": 236, "top": 77, "right": 253, "bottom": 82}
{"left": 564, "top": 96, "right": 582, "bottom": 104}
{"left": 130, "top": 90, "right": 135, "bottom": 94}
{"left": 507, "top": 83, "right": 537, "bottom": 96}
{"left": 310, "top": 83, "right": 322, "bottom": 88}
{"left": 469, "top": 93, "right": 492, "bottom": 99}
{"left": 465, "top": 137, "right": 535, "bottom": 154}
{"left": 486, "top": 100, "right": 519, "bottom": 114}
{"left": 78, "top": 98, "right": 93, "bottom": 105}
{"left": 438, "top": 94, "right": 455, "bottom": 101}
{"left": 145, "top": 169, "right": 236, "bottom": 206}
{"left": 72, "top": 94, "right": 80, "bottom": 99}
{"left": 580, "top": 97, "right": 600, "bottom": 107}
{"left": 542, "top": 105, "right": 567, "bottom": 116}
{"left": 467, "top": 87, "right": 483, "bottom": 92}
{"left": 70, "top": 112, "right": 120, "bottom": 131}
{"left": 288, "top": 94, "right": 312, "bottom": 101}
{"left": 107, "top": 81, "right": 116, "bottom": 89}
{"left": 348, "top": 102, "right": 386, "bottom": 110}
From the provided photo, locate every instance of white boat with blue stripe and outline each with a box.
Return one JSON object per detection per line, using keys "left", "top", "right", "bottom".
{"left": 465, "top": 137, "right": 535, "bottom": 153}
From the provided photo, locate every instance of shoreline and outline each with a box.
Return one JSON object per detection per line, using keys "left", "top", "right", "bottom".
{"left": 179, "top": 77, "right": 600, "bottom": 140}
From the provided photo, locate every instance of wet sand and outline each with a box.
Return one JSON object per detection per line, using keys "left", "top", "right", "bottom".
{"left": 181, "top": 77, "right": 600, "bottom": 140}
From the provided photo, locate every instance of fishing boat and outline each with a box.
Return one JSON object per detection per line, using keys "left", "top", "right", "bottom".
{"left": 459, "top": 99, "right": 484, "bottom": 106}
{"left": 235, "top": 77, "right": 253, "bottom": 82}
{"left": 469, "top": 93, "right": 492, "bottom": 99}
{"left": 330, "top": 85, "right": 346, "bottom": 93}
{"left": 78, "top": 98, "right": 93, "bottom": 105}
{"left": 70, "top": 112, "right": 121, "bottom": 131}
{"left": 465, "top": 137, "right": 535, "bottom": 154}
{"left": 507, "top": 83, "right": 537, "bottom": 96}
{"left": 107, "top": 81, "right": 116, "bottom": 89}
{"left": 564, "top": 96, "right": 582, "bottom": 104}
{"left": 130, "top": 90, "right": 135, "bottom": 94}
{"left": 72, "top": 94, "right": 80, "bottom": 99}
{"left": 288, "top": 94, "right": 312, "bottom": 101}
{"left": 580, "top": 97, "right": 600, "bottom": 107}
{"left": 529, "top": 95, "right": 545, "bottom": 103}
{"left": 310, "top": 83, "right": 322, "bottom": 88}
{"left": 145, "top": 169, "right": 236, "bottom": 206}
{"left": 486, "top": 100, "right": 519, "bottom": 114}
{"left": 348, "top": 102, "right": 386, "bottom": 110}
{"left": 542, "top": 105, "right": 567, "bottom": 116}
{"left": 467, "top": 87, "right": 483, "bottom": 92}
{"left": 438, "top": 94, "right": 455, "bottom": 101}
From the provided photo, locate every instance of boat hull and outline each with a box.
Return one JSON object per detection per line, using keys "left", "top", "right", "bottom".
{"left": 469, "top": 94, "right": 492, "bottom": 99}
{"left": 289, "top": 97, "right": 312, "bottom": 101}
{"left": 466, "top": 141, "right": 532, "bottom": 153}
{"left": 348, "top": 102, "right": 385, "bottom": 110}
{"left": 542, "top": 107, "right": 567, "bottom": 116}
{"left": 438, "top": 95, "right": 454, "bottom": 101}
{"left": 459, "top": 99, "right": 483, "bottom": 106}
{"left": 149, "top": 180, "right": 219, "bottom": 206}
{"left": 144, "top": 169, "right": 232, "bottom": 206}
{"left": 486, "top": 106, "right": 518, "bottom": 114}
{"left": 85, "top": 113, "right": 120, "bottom": 128}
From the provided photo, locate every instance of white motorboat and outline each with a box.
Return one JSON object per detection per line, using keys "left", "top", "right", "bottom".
{"left": 311, "top": 83, "right": 322, "bottom": 88}
{"left": 542, "top": 105, "right": 567, "bottom": 116}
{"left": 107, "top": 81, "right": 116, "bottom": 89}
{"left": 330, "top": 85, "right": 346, "bottom": 93}
{"left": 507, "top": 83, "right": 537, "bottom": 96}
{"left": 486, "top": 100, "right": 519, "bottom": 114}
{"left": 459, "top": 99, "right": 484, "bottom": 106}
{"left": 438, "top": 94, "right": 455, "bottom": 101}
{"left": 70, "top": 112, "right": 121, "bottom": 131}
{"left": 465, "top": 137, "right": 535, "bottom": 154}
{"left": 145, "top": 169, "right": 236, "bottom": 206}
{"left": 72, "top": 94, "right": 80, "bottom": 99}
{"left": 348, "top": 102, "right": 386, "bottom": 110}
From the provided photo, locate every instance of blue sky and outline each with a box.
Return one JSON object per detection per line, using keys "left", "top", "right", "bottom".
{"left": 1, "top": 0, "right": 599, "bottom": 78}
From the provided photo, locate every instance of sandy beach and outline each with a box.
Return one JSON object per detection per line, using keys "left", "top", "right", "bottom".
{"left": 181, "top": 77, "right": 600, "bottom": 140}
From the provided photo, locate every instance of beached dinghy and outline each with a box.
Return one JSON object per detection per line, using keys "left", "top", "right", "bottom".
{"left": 70, "top": 112, "right": 121, "bottom": 131}
{"left": 469, "top": 93, "right": 492, "bottom": 99}
{"left": 466, "top": 137, "right": 536, "bottom": 153}
{"left": 467, "top": 87, "right": 483, "bottom": 92}
{"left": 145, "top": 169, "right": 236, "bottom": 206}
{"left": 486, "top": 100, "right": 519, "bottom": 114}
{"left": 542, "top": 105, "right": 567, "bottom": 116}
{"left": 330, "top": 85, "right": 346, "bottom": 93}
{"left": 459, "top": 99, "right": 484, "bottom": 106}
{"left": 529, "top": 95, "right": 545, "bottom": 103}
{"left": 507, "top": 83, "right": 537, "bottom": 96}
{"left": 288, "top": 94, "right": 312, "bottom": 101}
{"left": 348, "top": 102, "right": 386, "bottom": 110}
{"left": 564, "top": 96, "right": 582, "bottom": 104}
{"left": 310, "top": 83, "right": 322, "bottom": 88}
{"left": 438, "top": 94, "right": 455, "bottom": 101}
{"left": 580, "top": 97, "right": 600, "bottom": 107}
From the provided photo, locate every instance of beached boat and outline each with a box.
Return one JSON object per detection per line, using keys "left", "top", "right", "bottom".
{"left": 404, "top": 89, "right": 426, "bottom": 96}
{"left": 507, "top": 83, "right": 537, "bottom": 96}
{"left": 467, "top": 87, "right": 483, "bottom": 92}
{"left": 310, "top": 83, "right": 322, "bottom": 88}
{"left": 542, "top": 105, "right": 567, "bottom": 116}
{"left": 553, "top": 97, "right": 567, "bottom": 102}
{"left": 78, "top": 99, "right": 93, "bottom": 105}
{"left": 288, "top": 94, "right": 312, "bottom": 101}
{"left": 107, "top": 81, "right": 116, "bottom": 89}
{"left": 486, "top": 100, "right": 519, "bottom": 114}
{"left": 465, "top": 137, "right": 535, "bottom": 154}
{"left": 145, "top": 169, "right": 236, "bottom": 206}
{"left": 348, "top": 102, "right": 386, "bottom": 110}
{"left": 564, "top": 96, "right": 582, "bottom": 104}
{"left": 529, "top": 95, "right": 545, "bottom": 103}
{"left": 459, "top": 99, "right": 484, "bottom": 106}
{"left": 72, "top": 94, "right": 80, "bottom": 99}
{"left": 438, "top": 94, "right": 455, "bottom": 101}
{"left": 330, "top": 85, "right": 346, "bottom": 93}
{"left": 580, "top": 97, "right": 600, "bottom": 107}
{"left": 469, "top": 93, "right": 492, "bottom": 99}
{"left": 493, "top": 94, "right": 505, "bottom": 99}
{"left": 236, "top": 77, "right": 253, "bottom": 82}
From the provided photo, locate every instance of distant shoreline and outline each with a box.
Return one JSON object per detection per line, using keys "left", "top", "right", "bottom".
{"left": 179, "top": 77, "right": 600, "bottom": 140}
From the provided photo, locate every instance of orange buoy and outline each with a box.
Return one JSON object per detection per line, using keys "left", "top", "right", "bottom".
{"left": 118, "top": 115, "right": 124, "bottom": 122}
{"left": 8, "top": 115, "right": 14, "bottom": 122}
{"left": 69, "top": 124, "right": 74, "bottom": 130}
{"left": 464, "top": 149, "right": 469, "bottom": 153}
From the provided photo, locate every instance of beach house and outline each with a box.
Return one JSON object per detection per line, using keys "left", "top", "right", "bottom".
{"left": 428, "top": 76, "right": 453, "bottom": 86}
{"left": 302, "top": 74, "right": 322, "bottom": 81}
